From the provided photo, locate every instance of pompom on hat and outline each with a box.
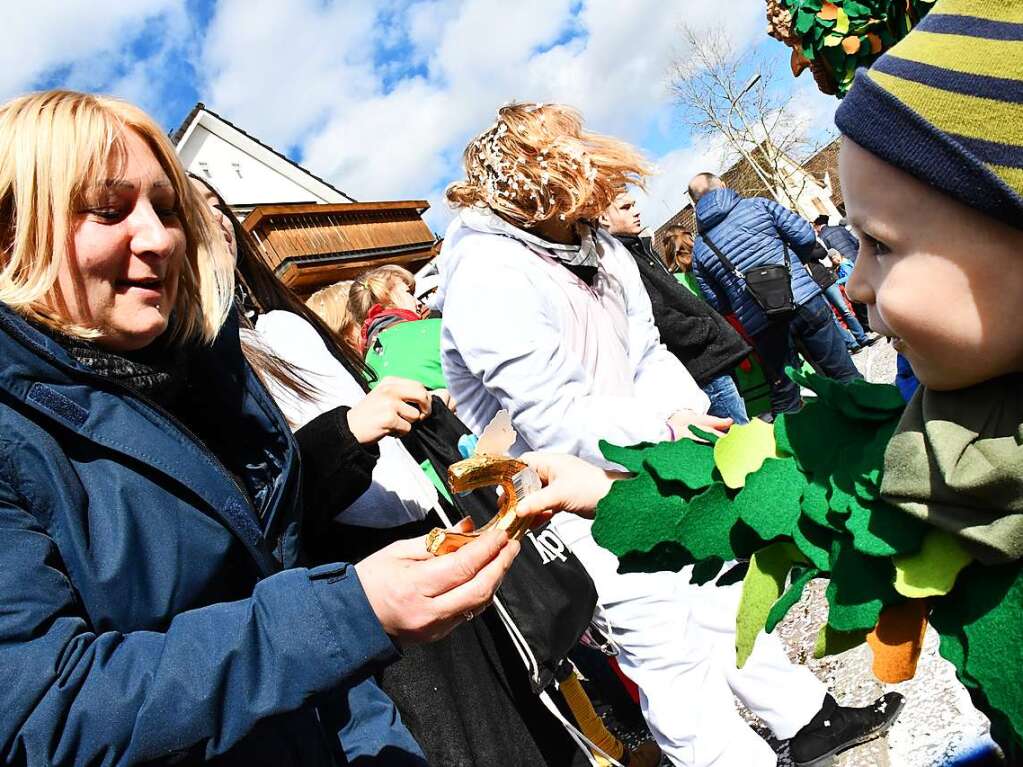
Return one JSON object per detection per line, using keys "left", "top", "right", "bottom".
{"left": 835, "top": 0, "right": 1023, "bottom": 230}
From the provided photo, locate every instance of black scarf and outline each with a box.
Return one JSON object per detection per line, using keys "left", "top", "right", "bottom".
{"left": 40, "top": 325, "right": 189, "bottom": 413}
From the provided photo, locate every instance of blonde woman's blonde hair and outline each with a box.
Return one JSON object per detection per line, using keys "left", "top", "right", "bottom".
{"left": 348, "top": 265, "right": 415, "bottom": 328}
{"left": 306, "top": 280, "right": 359, "bottom": 353}
{"left": 446, "top": 103, "right": 652, "bottom": 227}
{"left": 0, "top": 90, "right": 233, "bottom": 344}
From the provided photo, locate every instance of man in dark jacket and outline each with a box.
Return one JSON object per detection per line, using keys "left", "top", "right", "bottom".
{"left": 814, "top": 214, "right": 860, "bottom": 263}
{"left": 687, "top": 173, "right": 861, "bottom": 415}
{"left": 600, "top": 192, "right": 752, "bottom": 423}
{"left": 814, "top": 214, "right": 872, "bottom": 330}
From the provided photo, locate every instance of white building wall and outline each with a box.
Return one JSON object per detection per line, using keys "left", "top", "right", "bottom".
{"left": 179, "top": 126, "right": 325, "bottom": 206}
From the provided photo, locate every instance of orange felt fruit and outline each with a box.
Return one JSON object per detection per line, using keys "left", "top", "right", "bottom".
{"left": 868, "top": 33, "right": 883, "bottom": 53}
{"left": 842, "top": 35, "right": 862, "bottom": 54}
{"left": 867, "top": 599, "right": 929, "bottom": 683}
{"left": 818, "top": 2, "right": 840, "bottom": 20}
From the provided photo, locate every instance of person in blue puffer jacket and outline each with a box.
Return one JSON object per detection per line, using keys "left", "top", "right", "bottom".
{"left": 688, "top": 173, "right": 861, "bottom": 414}
{"left": 0, "top": 90, "right": 518, "bottom": 767}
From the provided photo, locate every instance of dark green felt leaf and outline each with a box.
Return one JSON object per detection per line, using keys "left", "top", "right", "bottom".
{"left": 592, "top": 471, "right": 684, "bottom": 557}
{"left": 599, "top": 440, "right": 657, "bottom": 474}
{"left": 644, "top": 439, "right": 718, "bottom": 490}
{"left": 691, "top": 557, "right": 724, "bottom": 586}
{"left": 767, "top": 566, "right": 820, "bottom": 633}
{"left": 825, "top": 541, "right": 901, "bottom": 631}
{"left": 617, "top": 542, "right": 695, "bottom": 575}
{"left": 802, "top": 481, "right": 837, "bottom": 531}
{"left": 794, "top": 514, "right": 834, "bottom": 571}
{"left": 931, "top": 562, "right": 1023, "bottom": 755}
{"left": 674, "top": 483, "right": 741, "bottom": 561}
{"left": 732, "top": 458, "right": 807, "bottom": 540}
{"left": 844, "top": 496, "right": 926, "bottom": 558}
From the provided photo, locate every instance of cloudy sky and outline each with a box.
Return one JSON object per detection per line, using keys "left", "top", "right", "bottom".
{"left": 7, "top": 0, "right": 839, "bottom": 231}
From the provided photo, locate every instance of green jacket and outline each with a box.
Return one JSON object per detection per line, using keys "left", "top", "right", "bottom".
{"left": 366, "top": 317, "right": 447, "bottom": 391}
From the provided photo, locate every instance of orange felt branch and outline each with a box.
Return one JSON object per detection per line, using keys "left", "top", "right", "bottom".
{"left": 867, "top": 599, "right": 929, "bottom": 683}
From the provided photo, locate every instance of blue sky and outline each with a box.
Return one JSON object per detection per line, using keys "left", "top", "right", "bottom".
{"left": 6, "top": 0, "right": 838, "bottom": 230}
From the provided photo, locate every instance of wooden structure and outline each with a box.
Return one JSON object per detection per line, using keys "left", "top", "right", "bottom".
{"left": 243, "top": 200, "right": 440, "bottom": 296}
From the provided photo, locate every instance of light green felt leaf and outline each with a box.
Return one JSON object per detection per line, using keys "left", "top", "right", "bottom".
{"left": 835, "top": 7, "right": 850, "bottom": 33}
{"left": 736, "top": 543, "right": 806, "bottom": 667}
{"left": 814, "top": 624, "right": 869, "bottom": 658}
{"left": 767, "top": 566, "right": 820, "bottom": 633}
{"left": 713, "top": 418, "right": 777, "bottom": 489}
{"left": 824, "top": 33, "right": 845, "bottom": 46}
{"left": 894, "top": 529, "right": 972, "bottom": 598}
{"left": 732, "top": 458, "right": 807, "bottom": 541}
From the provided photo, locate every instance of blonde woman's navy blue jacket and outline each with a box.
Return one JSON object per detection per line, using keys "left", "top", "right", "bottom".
{"left": 0, "top": 304, "right": 423, "bottom": 766}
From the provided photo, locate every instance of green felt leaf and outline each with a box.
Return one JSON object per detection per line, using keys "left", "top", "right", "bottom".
{"left": 894, "top": 529, "right": 972, "bottom": 598}
{"left": 796, "top": 9, "right": 816, "bottom": 33}
{"left": 824, "top": 33, "right": 845, "bottom": 46}
{"left": 789, "top": 368, "right": 905, "bottom": 422}
{"left": 814, "top": 624, "right": 869, "bottom": 658}
{"left": 616, "top": 542, "right": 695, "bottom": 575}
{"left": 736, "top": 543, "right": 806, "bottom": 667}
{"left": 767, "top": 566, "right": 820, "bottom": 633}
{"left": 691, "top": 557, "right": 724, "bottom": 586}
{"left": 687, "top": 425, "right": 720, "bottom": 445}
{"left": 644, "top": 439, "right": 718, "bottom": 491}
{"left": 931, "top": 562, "right": 1023, "bottom": 753}
{"left": 843, "top": 496, "right": 927, "bottom": 558}
{"left": 592, "top": 470, "right": 684, "bottom": 557}
{"left": 674, "top": 483, "right": 741, "bottom": 561}
{"left": 801, "top": 482, "right": 837, "bottom": 530}
{"left": 825, "top": 542, "right": 900, "bottom": 632}
{"left": 732, "top": 458, "right": 806, "bottom": 541}
{"left": 713, "top": 418, "right": 777, "bottom": 489}
{"left": 598, "top": 440, "right": 655, "bottom": 474}
{"left": 794, "top": 514, "right": 834, "bottom": 571}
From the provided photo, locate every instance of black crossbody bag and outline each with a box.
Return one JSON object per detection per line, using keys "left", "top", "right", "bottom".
{"left": 703, "top": 231, "right": 796, "bottom": 319}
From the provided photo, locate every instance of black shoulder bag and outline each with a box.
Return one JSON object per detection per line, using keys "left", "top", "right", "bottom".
{"left": 703, "top": 231, "right": 796, "bottom": 319}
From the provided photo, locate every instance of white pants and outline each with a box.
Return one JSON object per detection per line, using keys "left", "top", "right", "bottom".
{"left": 554, "top": 516, "right": 826, "bottom": 767}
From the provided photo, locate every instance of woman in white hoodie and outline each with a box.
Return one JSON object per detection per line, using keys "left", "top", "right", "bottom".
{"left": 434, "top": 103, "right": 894, "bottom": 767}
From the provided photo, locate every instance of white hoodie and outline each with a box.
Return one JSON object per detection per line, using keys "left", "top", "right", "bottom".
{"left": 434, "top": 208, "right": 708, "bottom": 563}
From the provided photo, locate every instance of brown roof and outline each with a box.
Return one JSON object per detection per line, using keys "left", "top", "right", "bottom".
{"left": 802, "top": 137, "right": 844, "bottom": 211}
{"left": 170, "top": 102, "right": 357, "bottom": 203}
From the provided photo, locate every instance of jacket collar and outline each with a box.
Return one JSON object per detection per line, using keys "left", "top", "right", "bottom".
{"left": 695, "top": 188, "right": 742, "bottom": 233}
{"left": 0, "top": 303, "right": 288, "bottom": 575}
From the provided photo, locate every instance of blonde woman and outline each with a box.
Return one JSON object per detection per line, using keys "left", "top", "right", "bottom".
{"left": 0, "top": 90, "right": 517, "bottom": 766}
{"left": 436, "top": 103, "right": 889, "bottom": 767}
{"left": 307, "top": 279, "right": 361, "bottom": 352}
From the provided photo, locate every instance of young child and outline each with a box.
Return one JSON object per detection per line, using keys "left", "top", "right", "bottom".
{"left": 349, "top": 265, "right": 448, "bottom": 391}
{"left": 833, "top": 0, "right": 1023, "bottom": 564}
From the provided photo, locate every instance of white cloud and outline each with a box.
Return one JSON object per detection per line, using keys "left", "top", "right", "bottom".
{"left": 199, "top": 0, "right": 379, "bottom": 150}
{"left": 0, "top": 0, "right": 186, "bottom": 102}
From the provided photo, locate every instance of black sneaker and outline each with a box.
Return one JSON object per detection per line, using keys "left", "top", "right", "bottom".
{"left": 863, "top": 333, "right": 883, "bottom": 347}
{"left": 789, "top": 692, "right": 905, "bottom": 767}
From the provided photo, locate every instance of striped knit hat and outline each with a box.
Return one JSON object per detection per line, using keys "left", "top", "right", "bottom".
{"left": 835, "top": 0, "right": 1023, "bottom": 229}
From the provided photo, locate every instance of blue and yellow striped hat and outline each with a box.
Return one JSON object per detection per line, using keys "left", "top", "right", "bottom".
{"left": 835, "top": 0, "right": 1023, "bottom": 229}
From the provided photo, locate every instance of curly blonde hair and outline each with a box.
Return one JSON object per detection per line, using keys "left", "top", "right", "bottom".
{"left": 0, "top": 90, "right": 233, "bottom": 345}
{"left": 446, "top": 103, "right": 652, "bottom": 227}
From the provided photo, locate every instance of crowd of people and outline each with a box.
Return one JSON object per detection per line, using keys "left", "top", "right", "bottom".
{"left": 0, "top": 0, "right": 1020, "bottom": 764}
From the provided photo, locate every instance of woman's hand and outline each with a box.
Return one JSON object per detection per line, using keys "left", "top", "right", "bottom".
{"left": 430, "top": 388, "right": 457, "bottom": 414}
{"left": 667, "top": 410, "right": 733, "bottom": 441}
{"left": 347, "top": 377, "right": 432, "bottom": 444}
{"left": 355, "top": 522, "right": 519, "bottom": 645}
{"left": 513, "top": 452, "right": 626, "bottom": 521}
